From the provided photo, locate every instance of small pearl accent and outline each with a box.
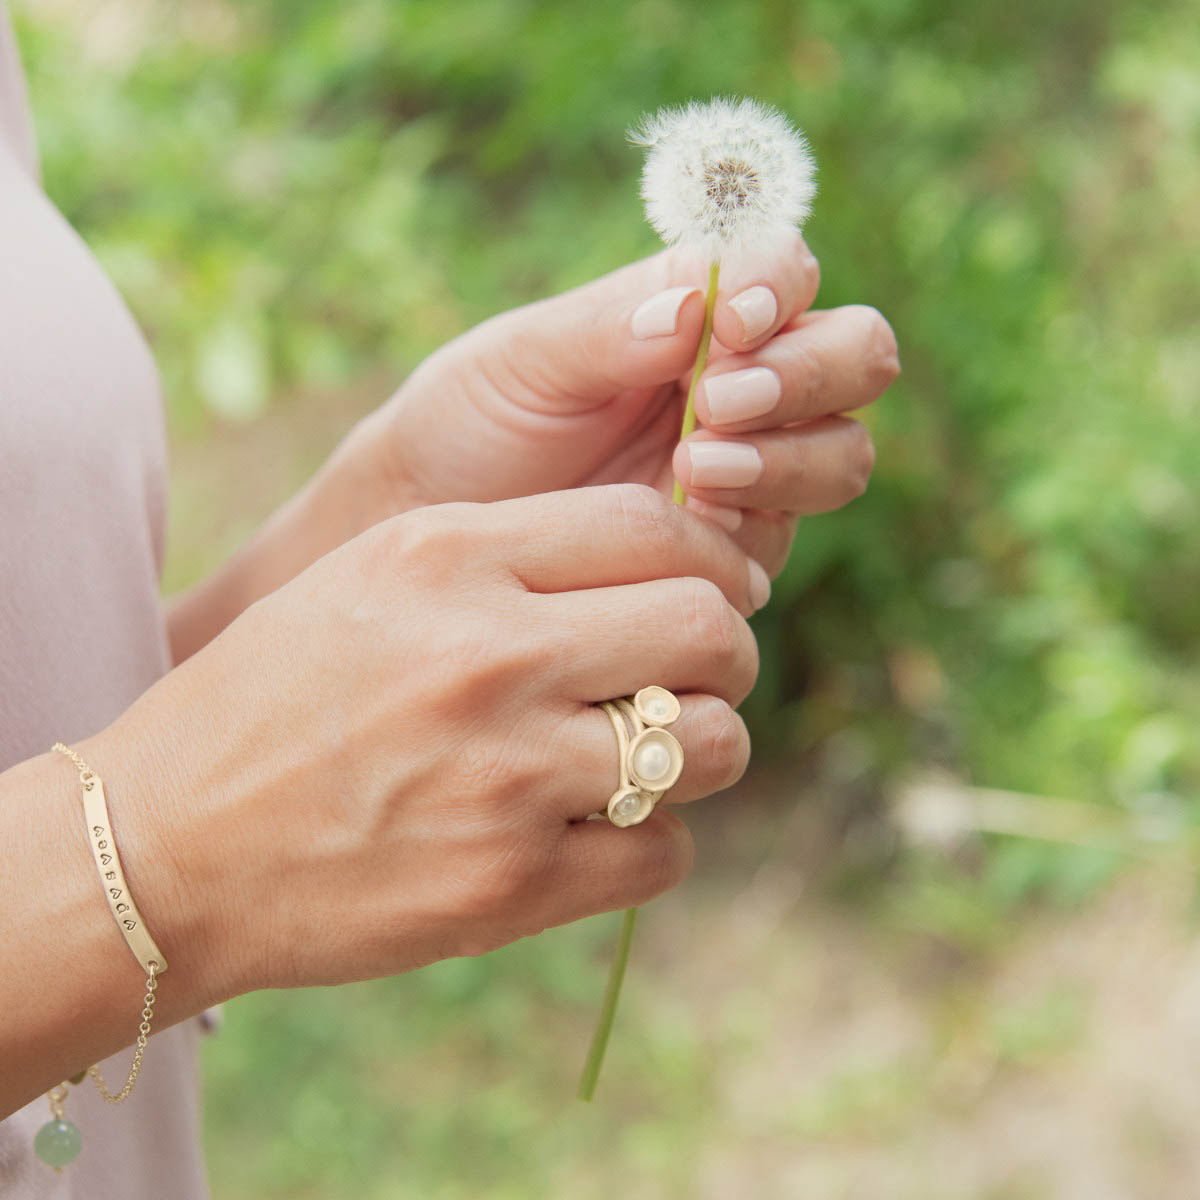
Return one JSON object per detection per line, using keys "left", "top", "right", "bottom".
{"left": 633, "top": 741, "right": 672, "bottom": 782}
{"left": 612, "top": 793, "right": 642, "bottom": 819}
{"left": 646, "top": 698, "right": 671, "bottom": 719}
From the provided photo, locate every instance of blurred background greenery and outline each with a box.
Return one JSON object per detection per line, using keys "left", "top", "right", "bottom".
{"left": 12, "top": 0, "right": 1200, "bottom": 1194}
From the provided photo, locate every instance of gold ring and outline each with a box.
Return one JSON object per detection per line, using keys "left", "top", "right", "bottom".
{"left": 599, "top": 686, "right": 685, "bottom": 827}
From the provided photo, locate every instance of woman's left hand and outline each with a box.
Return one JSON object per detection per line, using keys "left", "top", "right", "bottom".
{"left": 344, "top": 231, "right": 899, "bottom": 578}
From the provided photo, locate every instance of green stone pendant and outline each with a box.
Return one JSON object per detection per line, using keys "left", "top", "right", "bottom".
{"left": 34, "top": 1119, "right": 81, "bottom": 1169}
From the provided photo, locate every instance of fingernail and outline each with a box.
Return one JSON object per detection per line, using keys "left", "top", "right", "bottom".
{"left": 687, "top": 441, "right": 764, "bottom": 489}
{"left": 704, "top": 367, "right": 781, "bottom": 425}
{"left": 748, "top": 559, "right": 771, "bottom": 612}
{"left": 728, "top": 286, "right": 778, "bottom": 342}
{"left": 631, "top": 286, "right": 699, "bottom": 340}
{"left": 685, "top": 497, "right": 743, "bottom": 532}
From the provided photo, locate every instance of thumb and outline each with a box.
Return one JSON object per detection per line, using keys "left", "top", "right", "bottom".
{"left": 481, "top": 257, "right": 710, "bottom": 410}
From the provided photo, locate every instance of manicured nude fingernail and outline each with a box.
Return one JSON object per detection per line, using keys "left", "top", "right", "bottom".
{"left": 748, "top": 559, "right": 772, "bottom": 612}
{"left": 631, "top": 286, "right": 700, "bottom": 340}
{"left": 704, "top": 367, "right": 781, "bottom": 425}
{"left": 685, "top": 497, "right": 743, "bottom": 532}
{"left": 687, "top": 441, "right": 764, "bottom": 489}
{"left": 728, "top": 286, "right": 778, "bottom": 341}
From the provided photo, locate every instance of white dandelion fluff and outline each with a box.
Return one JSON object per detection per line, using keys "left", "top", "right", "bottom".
{"left": 629, "top": 96, "right": 816, "bottom": 261}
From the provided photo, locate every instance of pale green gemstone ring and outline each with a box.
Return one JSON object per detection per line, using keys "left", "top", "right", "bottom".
{"left": 599, "top": 686, "right": 685, "bottom": 828}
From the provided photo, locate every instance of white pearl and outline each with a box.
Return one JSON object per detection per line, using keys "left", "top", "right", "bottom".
{"left": 633, "top": 741, "right": 672, "bottom": 782}
{"left": 613, "top": 793, "right": 641, "bottom": 819}
{"left": 647, "top": 698, "right": 670, "bottom": 718}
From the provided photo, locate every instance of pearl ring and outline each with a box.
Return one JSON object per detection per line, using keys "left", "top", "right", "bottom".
{"left": 599, "top": 686, "right": 685, "bottom": 827}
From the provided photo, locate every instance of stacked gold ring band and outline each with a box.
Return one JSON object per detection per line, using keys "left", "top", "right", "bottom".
{"left": 599, "top": 686, "right": 685, "bottom": 827}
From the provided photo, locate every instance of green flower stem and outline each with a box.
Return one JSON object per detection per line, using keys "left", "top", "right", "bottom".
{"left": 578, "top": 260, "right": 721, "bottom": 1104}
{"left": 673, "top": 260, "right": 722, "bottom": 505}
{"left": 577, "top": 906, "right": 638, "bottom": 1101}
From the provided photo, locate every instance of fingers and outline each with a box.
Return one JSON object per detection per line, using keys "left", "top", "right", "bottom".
{"left": 532, "top": 577, "right": 760, "bottom": 706}
{"left": 493, "top": 483, "right": 765, "bottom": 618}
{"left": 695, "top": 305, "right": 901, "bottom": 434}
{"left": 481, "top": 258, "right": 707, "bottom": 408}
{"left": 673, "top": 302, "right": 896, "bottom": 569}
{"left": 672, "top": 416, "right": 876, "bottom": 513}
{"left": 544, "top": 692, "right": 750, "bottom": 822}
{"left": 557, "top": 698, "right": 742, "bottom": 822}
{"left": 732, "top": 510, "right": 798, "bottom": 579}
{"left": 683, "top": 503, "right": 799, "bottom": 579}
{"left": 540, "top": 808, "right": 697, "bottom": 923}
{"left": 473, "top": 234, "right": 821, "bottom": 409}
{"left": 710, "top": 230, "right": 821, "bottom": 353}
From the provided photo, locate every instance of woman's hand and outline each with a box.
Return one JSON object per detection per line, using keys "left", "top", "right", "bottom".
{"left": 349, "top": 233, "right": 899, "bottom": 577}
{"left": 167, "top": 236, "right": 896, "bottom": 662}
{"left": 101, "top": 485, "right": 763, "bottom": 995}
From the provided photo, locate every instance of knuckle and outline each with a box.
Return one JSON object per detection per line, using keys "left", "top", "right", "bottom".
{"left": 611, "top": 480, "right": 673, "bottom": 519}
{"left": 691, "top": 697, "right": 750, "bottom": 790}
{"left": 680, "top": 580, "right": 758, "bottom": 703}
{"left": 389, "top": 503, "right": 480, "bottom": 575}
{"left": 794, "top": 341, "right": 827, "bottom": 416}
{"left": 712, "top": 707, "right": 752, "bottom": 789}
{"left": 608, "top": 482, "right": 676, "bottom": 557}
{"left": 850, "top": 304, "right": 901, "bottom": 390}
{"left": 438, "top": 623, "right": 525, "bottom": 700}
{"left": 682, "top": 578, "right": 739, "bottom": 665}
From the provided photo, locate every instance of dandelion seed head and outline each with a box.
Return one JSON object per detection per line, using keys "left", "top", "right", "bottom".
{"left": 630, "top": 96, "right": 816, "bottom": 260}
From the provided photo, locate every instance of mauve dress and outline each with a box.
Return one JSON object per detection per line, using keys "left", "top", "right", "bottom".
{"left": 0, "top": 5, "right": 210, "bottom": 1196}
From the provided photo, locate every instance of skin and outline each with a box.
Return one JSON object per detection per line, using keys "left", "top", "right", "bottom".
{"left": 0, "top": 237, "right": 898, "bottom": 1118}
{"left": 169, "top": 233, "right": 898, "bottom": 658}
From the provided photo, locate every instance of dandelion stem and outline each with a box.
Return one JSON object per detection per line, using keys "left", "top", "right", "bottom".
{"left": 578, "top": 261, "right": 722, "bottom": 1104}
{"left": 577, "top": 906, "right": 638, "bottom": 1102}
{"left": 673, "top": 260, "right": 721, "bottom": 506}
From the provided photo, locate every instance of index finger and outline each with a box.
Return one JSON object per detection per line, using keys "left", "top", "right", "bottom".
{"left": 487, "top": 483, "right": 769, "bottom": 619}
{"left": 710, "top": 230, "right": 820, "bottom": 353}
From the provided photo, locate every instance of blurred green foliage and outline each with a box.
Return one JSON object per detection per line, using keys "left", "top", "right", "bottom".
{"left": 11, "top": 0, "right": 1200, "bottom": 1192}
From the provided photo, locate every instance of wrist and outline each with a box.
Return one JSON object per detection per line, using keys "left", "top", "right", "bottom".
{"left": 0, "top": 744, "right": 233, "bottom": 1116}
{"left": 75, "top": 713, "right": 248, "bottom": 1012}
{"left": 324, "top": 402, "right": 432, "bottom": 520}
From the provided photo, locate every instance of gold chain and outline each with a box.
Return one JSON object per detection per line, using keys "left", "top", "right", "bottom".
{"left": 52, "top": 741, "right": 98, "bottom": 791}
{"left": 85, "top": 962, "right": 159, "bottom": 1102}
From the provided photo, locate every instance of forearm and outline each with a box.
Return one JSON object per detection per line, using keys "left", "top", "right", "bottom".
{"left": 166, "top": 414, "right": 415, "bottom": 664}
{"left": 0, "top": 725, "right": 232, "bottom": 1118}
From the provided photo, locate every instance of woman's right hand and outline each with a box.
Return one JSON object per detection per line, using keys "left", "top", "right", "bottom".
{"left": 86, "top": 484, "right": 763, "bottom": 1002}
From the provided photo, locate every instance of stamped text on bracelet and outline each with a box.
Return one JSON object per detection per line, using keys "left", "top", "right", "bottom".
{"left": 80, "top": 776, "right": 167, "bottom": 976}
